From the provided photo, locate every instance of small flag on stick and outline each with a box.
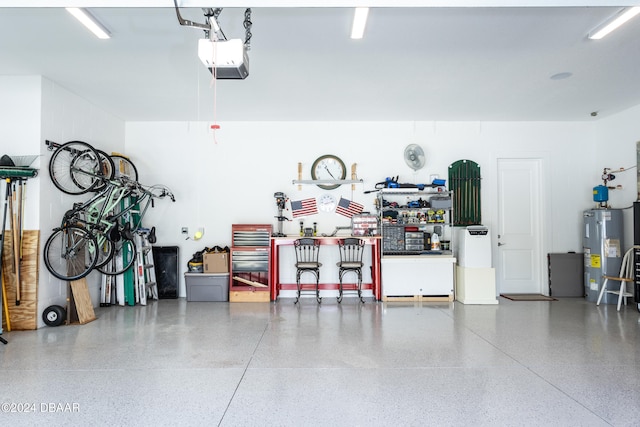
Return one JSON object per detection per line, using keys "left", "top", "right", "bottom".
{"left": 336, "top": 197, "right": 364, "bottom": 218}
{"left": 291, "top": 197, "right": 318, "bottom": 218}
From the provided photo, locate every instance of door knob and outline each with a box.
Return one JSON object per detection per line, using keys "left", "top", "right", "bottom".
{"left": 498, "top": 242, "right": 505, "bottom": 246}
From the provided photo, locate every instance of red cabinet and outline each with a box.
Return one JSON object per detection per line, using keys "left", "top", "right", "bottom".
{"left": 229, "top": 224, "right": 272, "bottom": 302}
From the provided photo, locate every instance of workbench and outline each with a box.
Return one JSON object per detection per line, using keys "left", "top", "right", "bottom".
{"left": 270, "top": 236, "right": 382, "bottom": 301}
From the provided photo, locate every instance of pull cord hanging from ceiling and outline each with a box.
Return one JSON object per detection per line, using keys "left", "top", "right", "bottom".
{"left": 173, "top": 2, "right": 253, "bottom": 141}
{"left": 206, "top": 8, "right": 252, "bottom": 143}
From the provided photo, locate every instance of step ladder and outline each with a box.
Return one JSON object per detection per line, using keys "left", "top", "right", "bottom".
{"left": 134, "top": 230, "right": 158, "bottom": 306}
{"left": 100, "top": 273, "right": 116, "bottom": 307}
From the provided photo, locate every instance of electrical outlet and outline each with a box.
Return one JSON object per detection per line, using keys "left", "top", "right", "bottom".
{"left": 181, "top": 227, "right": 188, "bottom": 234}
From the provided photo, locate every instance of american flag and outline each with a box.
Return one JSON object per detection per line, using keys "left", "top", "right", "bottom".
{"left": 336, "top": 197, "right": 364, "bottom": 218}
{"left": 291, "top": 198, "right": 318, "bottom": 218}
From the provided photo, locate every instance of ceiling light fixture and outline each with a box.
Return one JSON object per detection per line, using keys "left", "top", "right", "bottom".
{"left": 350, "top": 7, "right": 369, "bottom": 39}
{"left": 588, "top": 7, "right": 640, "bottom": 40}
{"left": 66, "top": 8, "right": 111, "bottom": 39}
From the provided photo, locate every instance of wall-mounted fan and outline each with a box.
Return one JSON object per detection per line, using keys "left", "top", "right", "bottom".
{"left": 404, "top": 144, "right": 426, "bottom": 171}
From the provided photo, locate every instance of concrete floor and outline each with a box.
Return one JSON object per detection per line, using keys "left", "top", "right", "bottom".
{"left": 1, "top": 296, "right": 640, "bottom": 426}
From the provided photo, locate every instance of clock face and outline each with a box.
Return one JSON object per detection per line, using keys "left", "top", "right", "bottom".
{"left": 318, "top": 194, "right": 336, "bottom": 212}
{"left": 311, "top": 155, "right": 347, "bottom": 190}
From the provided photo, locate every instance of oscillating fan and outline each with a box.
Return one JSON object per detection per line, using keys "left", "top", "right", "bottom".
{"left": 404, "top": 144, "right": 426, "bottom": 171}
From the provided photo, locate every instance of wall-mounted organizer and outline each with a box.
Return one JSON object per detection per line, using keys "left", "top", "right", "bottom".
{"left": 377, "top": 189, "right": 454, "bottom": 255}
{"left": 377, "top": 189, "right": 456, "bottom": 300}
{"left": 230, "top": 224, "right": 272, "bottom": 302}
{"left": 448, "top": 159, "right": 481, "bottom": 226}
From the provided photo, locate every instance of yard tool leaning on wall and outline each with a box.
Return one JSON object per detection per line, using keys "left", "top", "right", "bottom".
{"left": 8, "top": 179, "right": 23, "bottom": 305}
{"left": 0, "top": 154, "right": 38, "bottom": 342}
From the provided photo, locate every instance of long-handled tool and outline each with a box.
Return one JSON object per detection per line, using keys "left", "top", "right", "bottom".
{"left": 2, "top": 273, "right": 10, "bottom": 333}
{"left": 1, "top": 179, "right": 12, "bottom": 342}
{"left": 8, "top": 180, "right": 21, "bottom": 306}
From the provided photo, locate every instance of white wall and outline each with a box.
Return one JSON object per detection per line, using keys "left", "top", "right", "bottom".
{"left": 593, "top": 103, "right": 640, "bottom": 248}
{"left": 126, "top": 119, "right": 606, "bottom": 297}
{"left": 0, "top": 76, "right": 125, "bottom": 327}
{"left": 0, "top": 76, "right": 42, "bottom": 230}
{"left": 38, "top": 77, "right": 126, "bottom": 324}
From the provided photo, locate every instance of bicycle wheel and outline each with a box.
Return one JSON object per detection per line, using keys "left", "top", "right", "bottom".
{"left": 111, "top": 155, "right": 139, "bottom": 182}
{"left": 94, "top": 235, "right": 114, "bottom": 269}
{"left": 43, "top": 225, "right": 99, "bottom": 281}
{"left": 97, "top": 237, "right": 136, "bottom": 275}
{"left": 49, "top": 141, "right": 102, "bottom": 195}
{"left": 91, "top": 150, "right": 116, "bottom": 192}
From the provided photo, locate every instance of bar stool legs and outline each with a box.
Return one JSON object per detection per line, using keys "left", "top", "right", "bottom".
{"left": 338, "top": 267, "right": 364, "bottom": 303}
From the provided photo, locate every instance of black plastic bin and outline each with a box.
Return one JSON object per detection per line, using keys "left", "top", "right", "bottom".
{"left": 152, "top": 246, "right": 179, "bottom": 299}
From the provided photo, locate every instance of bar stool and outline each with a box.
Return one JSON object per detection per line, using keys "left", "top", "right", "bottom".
{"left": 337, "top": 238, "right": 365, "bottom": 303}
{"left": 597, "top": 246, "right": 638, "bottom": 311}
{"left": 293, "top": 238, "right": 322, "bottom": 304}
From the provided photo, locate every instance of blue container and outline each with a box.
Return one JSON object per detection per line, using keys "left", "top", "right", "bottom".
{"left": 593, "top": 185, "right": 608, "bottom": 202}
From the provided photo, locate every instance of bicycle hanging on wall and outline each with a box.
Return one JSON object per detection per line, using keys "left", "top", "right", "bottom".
{"left": 43, "top": 140, "right": 174, "bottom": 282}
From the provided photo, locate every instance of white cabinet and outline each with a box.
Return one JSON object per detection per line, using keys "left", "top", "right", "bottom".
{"left": 381, "top": 256, "right": 455, "bottom": 298}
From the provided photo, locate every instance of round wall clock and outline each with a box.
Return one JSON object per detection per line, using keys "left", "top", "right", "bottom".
{"left": 311, "top": 154, "right": 346, "bottom": 190}
{"left": 318, "top": 194, "right": 337, "bottom": 212}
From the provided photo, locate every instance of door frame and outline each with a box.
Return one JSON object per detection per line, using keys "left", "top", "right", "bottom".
{"left": 488, "top": 152, "right": 551, "bottom": 295}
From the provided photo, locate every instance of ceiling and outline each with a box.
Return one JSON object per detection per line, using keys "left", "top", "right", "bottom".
{"left": 1, "top": 1, "right": 640, "bottom": 122}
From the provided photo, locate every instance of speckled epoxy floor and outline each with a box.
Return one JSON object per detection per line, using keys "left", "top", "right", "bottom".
{"left": 1, "top": 297, "right": 639, "bottom": 426}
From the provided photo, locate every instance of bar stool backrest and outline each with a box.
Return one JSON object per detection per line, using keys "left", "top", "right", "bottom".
{"left": 294, "top": 238, "right": 321, "bottom": 268}
{"left": 338, "top": 238, "right": 365, "bottom": 267}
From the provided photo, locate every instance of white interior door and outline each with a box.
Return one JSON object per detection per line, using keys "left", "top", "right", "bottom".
{"left": 496, "top": 158, "right": 544, "bottom": 294}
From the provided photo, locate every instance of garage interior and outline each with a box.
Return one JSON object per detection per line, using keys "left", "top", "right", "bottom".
{"left": 2, "top": 2, "right": 640, "bottom": 425}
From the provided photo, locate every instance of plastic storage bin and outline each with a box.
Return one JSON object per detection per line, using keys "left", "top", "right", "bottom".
{"left": 185, "top": 273, "right": 229, "bottom": 302}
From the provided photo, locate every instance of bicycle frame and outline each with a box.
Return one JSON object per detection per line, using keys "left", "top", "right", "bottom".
{"left": 64, "top": 177, "right": 163, "bottom": 245}
{"left": 64, "top": 179, "right": 130, "bottom": 234}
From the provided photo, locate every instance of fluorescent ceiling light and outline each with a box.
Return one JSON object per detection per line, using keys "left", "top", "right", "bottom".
{"left": 350, "top": 7, "right": 369, "bottom": 39}
{"left": 588, "top": 7, "right": 640, "bottom": 40}
{"left": 66, "top": 8, "right": 111, "bottom": 39}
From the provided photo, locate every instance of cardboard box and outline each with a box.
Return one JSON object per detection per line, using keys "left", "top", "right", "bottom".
{"left": 204, "top": 252, "right": 229, "bottom": 273}
{"left": 185, "top": 273, "right": 229, "bottom": 302}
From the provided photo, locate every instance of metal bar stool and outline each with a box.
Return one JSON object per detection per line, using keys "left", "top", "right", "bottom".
{"left": 294, "top": 238, "right": 322, "bottom": 303}
{"left": 337, "top": 238, "right": 365, "bottom": 303}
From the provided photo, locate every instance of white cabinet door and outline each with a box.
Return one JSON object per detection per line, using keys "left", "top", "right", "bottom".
{"left": 381, "top": 256, "right": 455, "bottom": 296}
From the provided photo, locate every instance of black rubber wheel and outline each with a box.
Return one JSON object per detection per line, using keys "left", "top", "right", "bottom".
{"left": 94, "top": 237, "right": 114, "bottom": 269}
{"left": 48, "top": 141, "right": 102, "bottom": 195}
{"left": 43, "top": 225, "right": 99, "bottom": 281}
{"left": 97, "top": 237, "right": 136, "bottom": 276}
{"left": 42, "top": 305, "right": 66, "bottom": 327}
{"left": 111, "top": 155, "right": 138, "bottom": 182}
{"left": 91, "top": 149, "right": 116, "bottom": 192}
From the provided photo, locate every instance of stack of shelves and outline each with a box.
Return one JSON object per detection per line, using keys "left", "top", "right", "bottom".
{"left": 229, "top": 224, "right": 272, "bottom": 302}
{"left": 377, "top": 189, "right": 456, "bottom": 301}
